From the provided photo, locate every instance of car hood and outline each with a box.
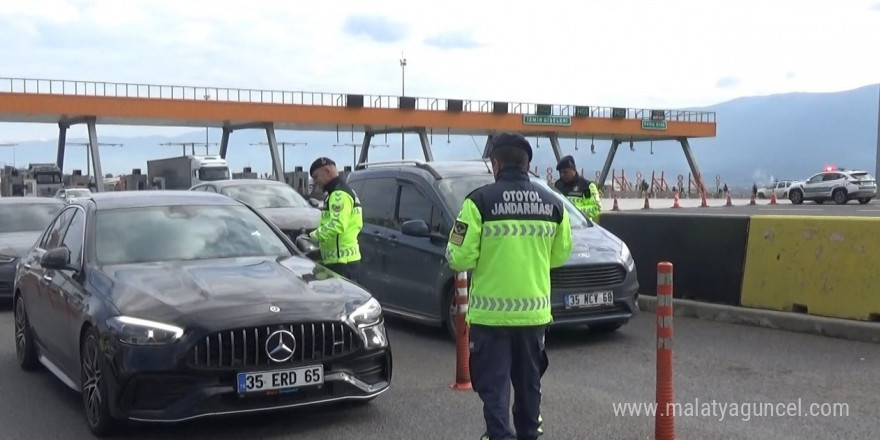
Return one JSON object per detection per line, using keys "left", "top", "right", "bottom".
{"left": 94, "top": 256, "right": 370, "bottom": 330}
{"left": 258, "top": 207, "right": 321, "bottom": 231}
{"left": 0, "top": 231, "right": 41, "bottom": 258}
{"left": 564, "top": 225, "right": 624, "bottom": 265}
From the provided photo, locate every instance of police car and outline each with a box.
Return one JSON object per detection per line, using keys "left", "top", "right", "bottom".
{"left": 788, "top": 167, "right": 877, "bottom": 205}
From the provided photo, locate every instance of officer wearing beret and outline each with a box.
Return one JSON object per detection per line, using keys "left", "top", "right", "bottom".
{"left": 308, "top": 157, "right": 363, "bottom": 281}
{"left": 554, "top": 155, "right": 602, "bottom": 223}
{"left": 446, "top": 132, "right": 573, "bottom": 440}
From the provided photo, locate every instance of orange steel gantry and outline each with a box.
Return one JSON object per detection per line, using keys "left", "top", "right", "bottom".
{"left": 0, "top": 77, "right": 715, "bottom": 192}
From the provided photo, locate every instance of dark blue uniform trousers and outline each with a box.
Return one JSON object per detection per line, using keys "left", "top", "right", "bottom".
{"left": 470, "top": 323, "right": 547, "bottom": 440}
{"left": 324, "top": 261, "right": 360, "bottom": 283}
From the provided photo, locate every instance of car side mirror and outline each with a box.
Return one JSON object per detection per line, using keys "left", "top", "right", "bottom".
{"left": 41, "top": 246, "right": 73, "bottom": 271}
{"left": 309, "top": 198, "right": 322, "bottom": 208}
{"left": 294, "top": 235, "right": 321, "bottom": 261}
{"left": 400, "top": 219, "right": 430, "bottom": 237}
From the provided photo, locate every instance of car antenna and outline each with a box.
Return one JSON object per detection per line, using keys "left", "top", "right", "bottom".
{"left": 470, "top": 135, "right": 492, "bottom": 174}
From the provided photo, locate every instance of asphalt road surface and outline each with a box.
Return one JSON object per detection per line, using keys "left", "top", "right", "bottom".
{"left": 0, "top": 306, "right": 877, "bottom": 439}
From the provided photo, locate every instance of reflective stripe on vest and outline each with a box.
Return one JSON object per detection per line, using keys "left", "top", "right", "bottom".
{"left": 482, "top": 224, "right": 557, "bottom": 238}
{"left": 470, "top": 296, "right": 550, "bottom": 312}
{"left": 322, "top": 247, "right": 358, "bottom": 259}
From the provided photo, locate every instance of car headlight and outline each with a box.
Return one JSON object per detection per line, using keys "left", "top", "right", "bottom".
{"left": 620, "top": 242, "right": 634, "bottom": 268}
{"left": 347, "top": 297, "right": 382, "bottom": 328}
{"left": 0, "top": 254, "right": 16, "bottom": 264}
{"left": 347, "top": 298, "right": 387, "bottom": 349}
{"left": 106, "top": 316, "right": 184, "bottom": 345}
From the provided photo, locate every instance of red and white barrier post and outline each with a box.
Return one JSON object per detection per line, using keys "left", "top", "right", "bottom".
{"left": 450, "top": 271, "right": 472, "bottom": 390}
{"left": 652, "top": 261, "right": 677, "bottom": 440}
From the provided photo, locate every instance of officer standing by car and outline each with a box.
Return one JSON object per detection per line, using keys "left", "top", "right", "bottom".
{"left": 554, "top": 155, "right": 602, "bottom": 222}
{"left": 308, "top": 157, "right": 364, "bottom": 281}
{"left": 446, "top": 132, "right": 573, "bottom": 440}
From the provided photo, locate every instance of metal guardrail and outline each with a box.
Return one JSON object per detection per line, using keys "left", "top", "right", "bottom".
{"left": 0, "top": 77, "right": 716, "bottom": 123}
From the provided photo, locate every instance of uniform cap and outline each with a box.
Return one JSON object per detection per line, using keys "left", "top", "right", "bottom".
{"left": 490, "top": 132, "right": 533, "bottom": 162}
{"left": 309, "top": 157, "right": 336, "bottom": 175}
{"left": 556, "top": 155, "right": 576, "bottom": 171}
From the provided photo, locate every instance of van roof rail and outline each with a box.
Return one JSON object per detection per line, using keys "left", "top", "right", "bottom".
{"left": 354, "top": 160, "right": 441, "bottom": 179}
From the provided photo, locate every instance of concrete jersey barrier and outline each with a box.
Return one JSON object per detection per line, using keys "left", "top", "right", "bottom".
{"left": 741, "top": 215, "right": 880, "bottom": 322}
{"left": 601, "top": 211, "right": 880, "bottom": 325}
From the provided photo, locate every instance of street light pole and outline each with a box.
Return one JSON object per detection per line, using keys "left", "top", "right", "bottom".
{"left": 251, "top": 142, "right": 307, "bottom": 176}
{"left": 204, "top": 94, "right": 211, "bottom": 152}
{"left": 400, "top": 53, "right": 407, "bottom": 160}
{"left": 68, "top": 142, "right": 123, "bottom": 178}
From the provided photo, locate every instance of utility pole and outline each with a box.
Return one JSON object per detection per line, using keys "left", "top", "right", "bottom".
{"left": 251, "top": 141, "right": 307, "bottom": 176}
{"left": 67, "top": 142, "right": 123, "bottom": 178}
{"left": 875, "top": 83, "right": 880, "bottom": 178}
{"left": 400, "top": 52, "right": 407, "bottom": 160}
{"left": 0, "top": 143, "right": 17, "bottom": 168}
{"left": 334, "top": 142, "right": 389, "bottom": 168}
{"left": 204, "top": 93, "right": 211, "bottom": 151}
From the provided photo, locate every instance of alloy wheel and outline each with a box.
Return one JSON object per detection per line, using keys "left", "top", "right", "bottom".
{"left": 82, "top": 335, "right": 104, "bottom": 428}
{"left": 14, "top": 298, "right": 27, "bottom": 364}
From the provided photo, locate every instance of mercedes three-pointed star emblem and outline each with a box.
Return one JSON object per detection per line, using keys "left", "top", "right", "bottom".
{"left": 265, "top": 330, "right": 297, "bottom": 363}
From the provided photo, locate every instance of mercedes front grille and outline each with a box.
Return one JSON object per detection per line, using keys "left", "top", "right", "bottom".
{"left": 189, "top": 322, "right": 360, "bottom": 370}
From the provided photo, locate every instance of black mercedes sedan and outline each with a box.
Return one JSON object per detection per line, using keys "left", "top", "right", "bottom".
{"left": 13, "top": 191, "right": 392, "bottom": 436}
{"left": 0, "top": 197, "right": 64, "bottom": 302}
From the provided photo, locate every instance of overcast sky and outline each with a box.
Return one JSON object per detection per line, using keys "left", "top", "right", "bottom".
{"left": 1, "top": 0, "right": 879, "bottom": 143}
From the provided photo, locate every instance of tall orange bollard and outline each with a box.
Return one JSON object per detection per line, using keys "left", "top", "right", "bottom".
{"left": 652, "top": 262, "right": 677, "bottom": 440}
{"left": 612, "top": 197, "right": 620, "bottom": 211}
{"left": 769, "top": 190, "right": 778, "bottom": 205}
{"left": 699, "top": 190, "right": 708, "bottom": 208}
{"left": 672, "top": 191, "right": 680, "bottom": 208}
{"left": 450, "top": 271, "right": 472, "bottom": 390}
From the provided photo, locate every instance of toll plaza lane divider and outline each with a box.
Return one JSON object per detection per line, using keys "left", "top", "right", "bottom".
{"left": 741, "top": 215, "right": 880, "bottom": 322}
{"left": 600, "top": 211, "right": 880, "bottom": 342}
{"left": 600, "top": 212, "right": 750, "bottom": 306}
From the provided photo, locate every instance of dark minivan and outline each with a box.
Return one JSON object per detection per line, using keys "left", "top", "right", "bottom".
{"left": 346, "top": 159, "right": 639, "bottom": 339}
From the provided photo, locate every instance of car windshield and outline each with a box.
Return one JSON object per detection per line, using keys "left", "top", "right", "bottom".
{"left": 221, "top": 184, "right": 310, "bottom": 209}
{"left": 435, "top": 175, "right": 591, "bottom": 229}
{"left": 0, "top": 203, "right": 62, "bottom": 233}
{"left": 35, "top": 173, "right": 62, "bottom": 184}
{"left": 95, "top": 205, "right": 293, "bottom": 265}
{"left": 198, "top": 167, "right": 230, "bottom": 181}
{"left": 66, "top": 189, "right": 91, "bottom": 198}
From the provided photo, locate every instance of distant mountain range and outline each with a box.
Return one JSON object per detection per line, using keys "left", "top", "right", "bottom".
{"left": 3, "top": 83, "right": 878, "bottom": 190}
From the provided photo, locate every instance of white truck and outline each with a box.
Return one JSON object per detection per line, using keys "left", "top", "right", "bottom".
{"left": 26, "top": 163, "right": 64, "bottom": 197}
{"left": 146, "top": 155, "right": 230, "bottom": 190}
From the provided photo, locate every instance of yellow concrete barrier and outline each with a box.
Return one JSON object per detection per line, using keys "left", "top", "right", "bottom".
{"left": 741, "top": 215, "right": 880, "bottom": 321}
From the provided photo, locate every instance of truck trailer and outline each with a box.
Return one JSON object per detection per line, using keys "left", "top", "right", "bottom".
{"left": 146, "top": 155, "right": 230, "bottom": 190}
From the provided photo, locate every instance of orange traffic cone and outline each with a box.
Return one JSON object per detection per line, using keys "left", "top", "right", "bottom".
{"left": 725, "top": 191, "right": 733, "bottom": 207}
{"left": 770, "top": 191, "right": 777, "bottom": 205}
{"left": 700, "top": 190, "right": 709, "bottom": 208}
{"left": 749, "top": 193, "right": 756, "bottom": 205}
{"left": 612, "top": 197, "right": 620, "bottom": 211}
{"left": 643, "top": 195, "right": 651, "bottom": 209}
{"left": 672, "top": 191, "right": 681, "bottom": 208}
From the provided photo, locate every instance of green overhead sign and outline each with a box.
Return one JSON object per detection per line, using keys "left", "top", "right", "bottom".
{"left": 641, "top": 119, "right": 668, "bottom": 130}
{"left": 522, "top": 115, "right": 572, "bottom": 126}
